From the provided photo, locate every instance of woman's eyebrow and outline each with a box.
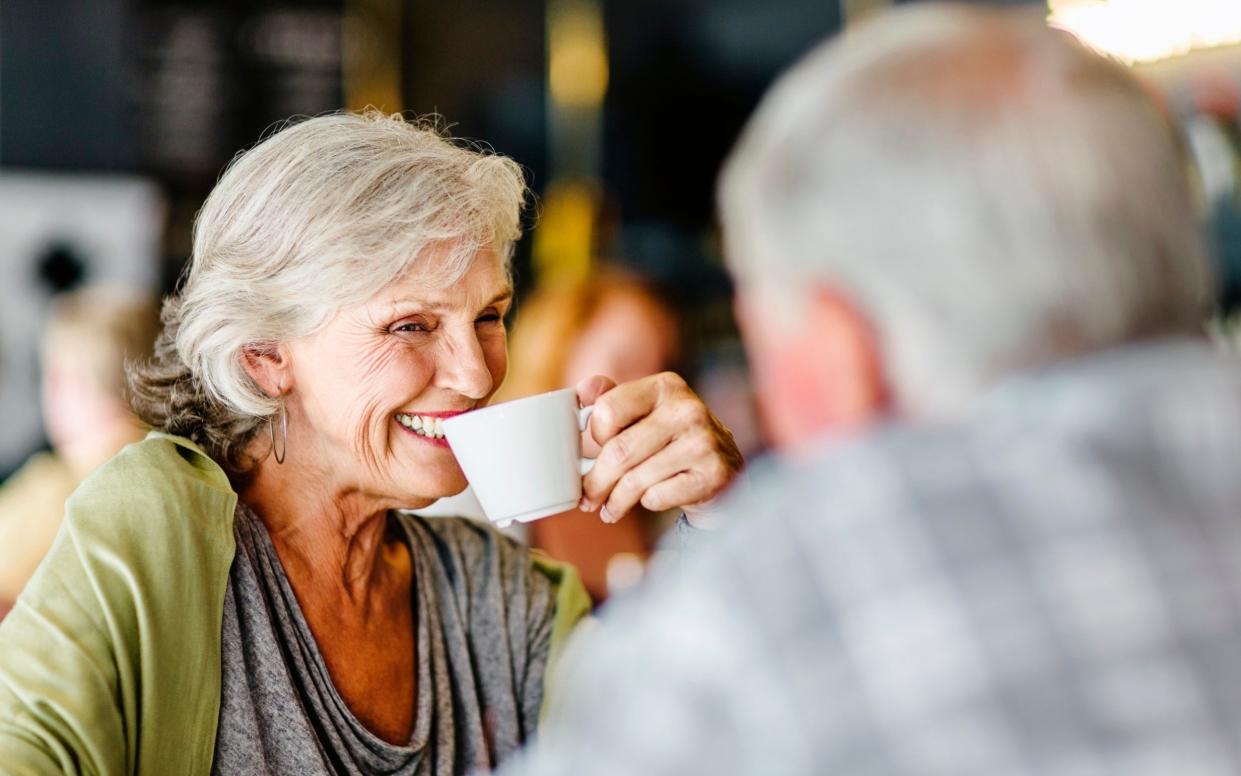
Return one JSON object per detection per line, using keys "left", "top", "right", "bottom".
{"left": 386, "top": 288, "right": 514, "bottom": 313}
{"left": 484, "top": 289, "right": 515, "bottom": 308}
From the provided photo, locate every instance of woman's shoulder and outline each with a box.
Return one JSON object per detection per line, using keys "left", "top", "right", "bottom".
{"left": 1, "top": 433, "right": 237, "bottom": 774}
{"left": 15, "top": 430, "right": 238, "bottom": 673}
{"left": 84, "top": 432, "right": 232, "bottom": 494}
{"left": 64, "top": 432, "right": 238, "bottom": 551}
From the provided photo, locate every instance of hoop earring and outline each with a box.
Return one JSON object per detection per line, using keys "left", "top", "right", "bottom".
{"left": 268, "top": 401, "right": 287, "bottom": 465}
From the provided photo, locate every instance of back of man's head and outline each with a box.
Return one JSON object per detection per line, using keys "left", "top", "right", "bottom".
{"left": 720, "top": 3, "right": 1213, "bottom": 419}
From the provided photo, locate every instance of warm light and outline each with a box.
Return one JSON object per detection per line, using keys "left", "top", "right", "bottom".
{"left": 1048, "top": 0, "right": 1241, "bottom": 64}
{"left": 532, "top": 180, "right": 598, "bottom": 284}
{"left": 548, "top": 5, "right": 609, "bottom": 108}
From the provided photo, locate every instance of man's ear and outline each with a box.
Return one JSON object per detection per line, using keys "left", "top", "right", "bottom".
{"left": 802, "top": 286, "right": 887, "bottom": 429}
{"left": 737, "top": 285, "right": 887, "bottom": 450}
{"left": 241, "top": 343, "right": 291, "bottom": 398}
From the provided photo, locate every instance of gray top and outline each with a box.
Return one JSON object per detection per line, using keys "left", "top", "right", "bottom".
{"left": 503, "top": 339, "right": 1241, "bottom": 776}
{"left": 212, "top": 506, "right": 555, "bottom": 775}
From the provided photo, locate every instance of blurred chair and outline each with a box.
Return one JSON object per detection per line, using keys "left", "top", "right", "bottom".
{"left": 0, "top": 286, "right": 159, "bottom": 603}
{"left": 498, "top": 269, "right": 681, "bottom": 602}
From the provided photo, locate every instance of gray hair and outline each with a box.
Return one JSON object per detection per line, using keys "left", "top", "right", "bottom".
{"left": 130, "top": 111, "right": 526, "bottom": 476}
{"left": 719, "top": 4, "right": 1214, "bottom": 417}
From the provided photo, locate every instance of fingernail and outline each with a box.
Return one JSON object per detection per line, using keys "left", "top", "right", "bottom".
{"left": 600, "top": 505, "right": 614, "bottom": 523}
{"left": 579, "top": 498, "right": 594, "bottom": 512}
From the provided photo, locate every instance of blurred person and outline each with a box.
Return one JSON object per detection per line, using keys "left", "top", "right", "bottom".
{"left": 0, "top": 286, "right": 158, "bottom": 603}
{"left": 498, "top": 270, "right": 682, "bottom": 601}
{"left": 0, "top": 111, "right": 742, "bottom": 774}
{"left": 501, "top": 5, "right": 1241, "bottom": 775}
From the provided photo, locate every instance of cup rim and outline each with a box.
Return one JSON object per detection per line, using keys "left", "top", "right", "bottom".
{"left": 442, "top": 387, "right": 577, "bottom": 431}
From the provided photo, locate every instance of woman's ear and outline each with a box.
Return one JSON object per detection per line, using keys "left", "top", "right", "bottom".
{"left": 241, "top": 343, "right": 292, "bottom": 398}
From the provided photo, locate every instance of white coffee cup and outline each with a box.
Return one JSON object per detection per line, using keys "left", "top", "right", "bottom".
{"left": 442, "top": 388, "right": 595, "bottom": 528}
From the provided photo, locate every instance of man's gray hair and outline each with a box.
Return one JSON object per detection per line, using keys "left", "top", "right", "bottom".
{"left": 719, "top": 3, "right": 1214, "bottom": 416}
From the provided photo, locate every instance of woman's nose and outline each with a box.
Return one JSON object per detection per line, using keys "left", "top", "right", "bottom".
{"left": 437, "top": 328, "right": 493, "bottom": 400}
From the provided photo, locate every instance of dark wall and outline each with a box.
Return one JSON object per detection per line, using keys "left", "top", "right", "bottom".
{"left": 1, "top": 0, "right": 139, "bottom": 169}
{"left": 604, "top": 0, "right": 841, "bottom": 230}
{"left": 404, "top": 0, "right": 547, "bottom": 187}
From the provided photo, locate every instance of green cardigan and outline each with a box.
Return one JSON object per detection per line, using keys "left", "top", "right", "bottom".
{"left": 0, "top": 433, "right": 590, "bottom": 775}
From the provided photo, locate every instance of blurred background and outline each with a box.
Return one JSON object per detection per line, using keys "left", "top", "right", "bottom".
{"left": 3, "top": 0, "right": 1241, "bottom": 601}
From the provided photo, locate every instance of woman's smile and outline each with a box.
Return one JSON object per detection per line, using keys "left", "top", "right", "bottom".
{"left": 394, "top": 409, "right": 468, "bottom": 447}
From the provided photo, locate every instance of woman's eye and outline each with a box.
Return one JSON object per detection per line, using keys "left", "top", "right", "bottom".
{"left": 476, "top": 313, "right": 502, "bottom": 326}
{"left": 394, "top": 321, "right": 429, "bottom": 333}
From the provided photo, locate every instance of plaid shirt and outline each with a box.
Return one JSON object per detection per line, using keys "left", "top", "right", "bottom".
{"left": 502, "top": 339, "right": 1241, "bottom": 776}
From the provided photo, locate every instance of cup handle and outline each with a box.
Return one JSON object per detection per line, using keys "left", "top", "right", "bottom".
{"left": 578, "top": 405, "right": 596, "bottom": 475}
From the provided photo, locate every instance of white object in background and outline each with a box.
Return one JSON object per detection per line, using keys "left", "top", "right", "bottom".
{"left": 1185, "top": 116, "right": 1238, "bottom": 206}
{"left": 1049, "top": 0, "right": 1241, "bottom": 65}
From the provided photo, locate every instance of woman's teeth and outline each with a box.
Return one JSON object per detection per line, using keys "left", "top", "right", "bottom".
{"left": 396, "top": 414, "right": 446, "bottom": 439}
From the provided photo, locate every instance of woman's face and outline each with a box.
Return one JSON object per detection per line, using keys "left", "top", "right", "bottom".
{"left": 282, "top": 248, "right": 511, "bottom": 506}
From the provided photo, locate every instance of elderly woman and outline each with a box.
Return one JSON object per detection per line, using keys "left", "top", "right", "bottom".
{"left": 0, "top": 112, "right": 743, "bottom": 775}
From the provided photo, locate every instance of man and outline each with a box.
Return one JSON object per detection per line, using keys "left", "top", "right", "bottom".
{"left": 502, "top": 4, "right": 1241, "bottom": 774}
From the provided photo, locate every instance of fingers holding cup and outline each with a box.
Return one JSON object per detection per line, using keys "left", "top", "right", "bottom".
{"left": 577, "top": 371, "right": 744, "bottom": 523}
{"left": 597, "top": 429, "right": 737, "bottom": 522}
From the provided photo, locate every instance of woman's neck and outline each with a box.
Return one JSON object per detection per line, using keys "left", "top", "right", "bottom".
{"left": 239, "top": 441, "right": 418, "bottom": 745}
{"left": 240, "top": 450, "right": 401, "bottom": 606}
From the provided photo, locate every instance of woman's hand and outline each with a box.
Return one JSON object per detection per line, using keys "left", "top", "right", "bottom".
{"left": 576, "top": 373, "right": 744, "bottom": 529}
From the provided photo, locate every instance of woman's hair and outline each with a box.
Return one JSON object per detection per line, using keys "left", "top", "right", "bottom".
{"left": 129, "top": 110, "right": 527, "bottom": 477}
